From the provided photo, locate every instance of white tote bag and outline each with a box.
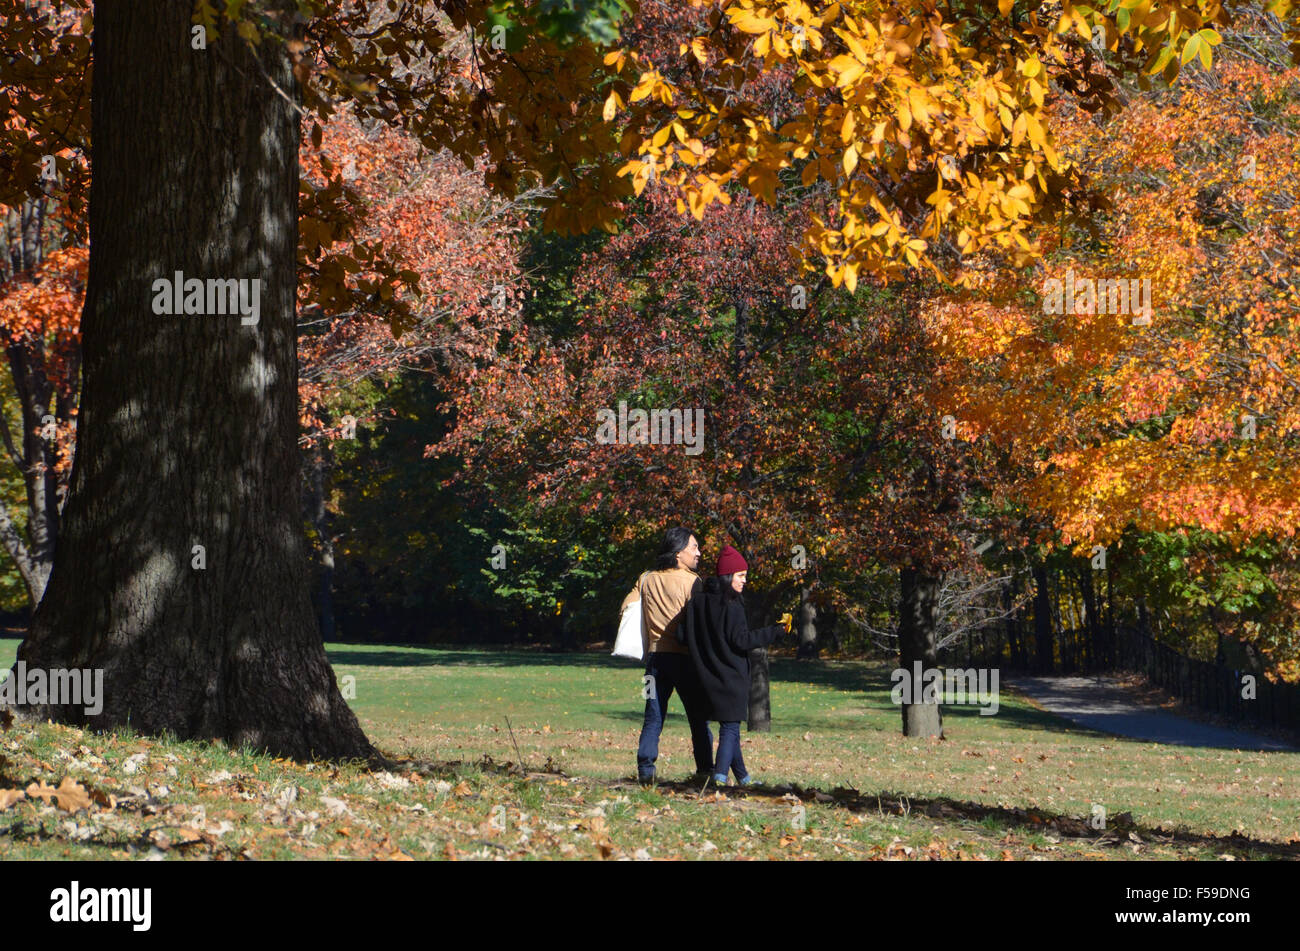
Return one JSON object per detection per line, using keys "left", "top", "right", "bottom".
{"left": 612, "top": 573, "right": 648, "bottom": 660}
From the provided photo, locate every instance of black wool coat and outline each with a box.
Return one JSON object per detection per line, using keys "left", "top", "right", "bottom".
{"left": 678, "top": 576, "right": 784, "bottom": 722}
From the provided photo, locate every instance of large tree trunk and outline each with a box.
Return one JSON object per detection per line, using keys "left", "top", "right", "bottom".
{"left": 898, "top": 566, "right": 942, "bottom": 737}
{"left": 13, "top": 1, "right": 374, "bottom": 761}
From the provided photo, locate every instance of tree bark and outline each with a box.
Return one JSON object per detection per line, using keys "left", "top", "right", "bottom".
{"left": 1077, "top": 563, "right": 1100, "bottom": 672}
{"left": 899, "top": 566, "right": 942, "bottom": 737}
{"left": 0, "top": 198, "right": 80, "bottom": 608}
{"left": 13, "top": 1, "right": 374, "bottom": 761}
{"left": 1105, "top": 554, "right": 1116, "bottom": 667}
{"left": 1032, "top": 560, "right": 1054, "bottom": 673}
{"left": 1002, "top": 574, "right": 1025, "bottom": 668}
{"left": 306, "top": 440, "right": 335, "bottom": 642}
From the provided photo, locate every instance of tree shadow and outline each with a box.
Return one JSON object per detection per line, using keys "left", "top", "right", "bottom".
{"left": 326, "top": 647, "right": 634, "bottom": 669}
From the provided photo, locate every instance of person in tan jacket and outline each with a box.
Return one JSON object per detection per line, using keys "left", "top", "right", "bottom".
{"left": 620, "top": 526, "right": 713, "bottom": 784}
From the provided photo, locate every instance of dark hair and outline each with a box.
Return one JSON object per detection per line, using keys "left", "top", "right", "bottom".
{"left": 716, "top": 572, "right": 743, "bottom": 603}
{"left": 655, "top": 526, "right": 697, "bottom": 570}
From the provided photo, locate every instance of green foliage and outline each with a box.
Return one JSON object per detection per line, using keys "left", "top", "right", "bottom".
{"left": 320, "top": 369, "right": 651, "bottom": 644}
{"left": 1108, "top": 528, "right": 1293, "bottom": 663}
{"left": 506, "top": 0, "right": 633, "bottom": 46}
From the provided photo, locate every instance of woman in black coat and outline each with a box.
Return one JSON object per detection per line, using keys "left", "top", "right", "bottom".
{"left": 679, "top": 545, "right": 791, "bottom": 786}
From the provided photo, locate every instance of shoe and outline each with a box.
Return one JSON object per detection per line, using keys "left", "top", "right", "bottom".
{"left": 711, "top": 773, "right": 729, "bottom": 787}
{"left": 638, "top": 771, "right": 655, "bottom": 786}
{"left": 687, "top": 770, "right": 712, "bottom": 785}
{"left": 737, "top": 775, "right": 758, "bottom": 787}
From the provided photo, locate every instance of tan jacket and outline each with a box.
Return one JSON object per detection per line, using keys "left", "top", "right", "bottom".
{"left": 619, "top": 566, "right": 703, "bottom": 655}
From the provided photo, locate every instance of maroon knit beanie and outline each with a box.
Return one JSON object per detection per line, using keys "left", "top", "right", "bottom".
{"left": 715, "top": 545, "right": 748, "bottom": 576}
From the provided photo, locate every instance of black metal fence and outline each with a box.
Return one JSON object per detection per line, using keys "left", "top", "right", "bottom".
{"left": 943, "top": 623, "right": 1300, "bottom": 739}
{"left": 1115, "top": 626, "right": 1300, "bottom": 738}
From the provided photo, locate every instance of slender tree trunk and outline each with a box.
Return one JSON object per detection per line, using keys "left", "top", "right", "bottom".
{"left": 899, "top": 566, "right": 942, "bottom": 737}
{"left": 822, "top": 605, "right": 841, "bottom": 652}
{"left": 1032, "top": 561, "right": 1054, "bottom": 673}
{"left": 307, "top": 440, "right": 335, "bottom": 642}
{"left": 796, "top": 584, "right": 818, "bottom": 659}
{"left": 1077, "top": 564, "right": 1100, "bottom": 672}
{"left": 1105, "top": 555, "right": 1116, "bottom": 667}
{"left": 1002, "top": 574, "right": 1024, "bottom": 668}
{"left": 13, "top": 1, "right": 373, "bottom": 761}
{"left": 0, "top": 196, "right": 79, "bottom": 609}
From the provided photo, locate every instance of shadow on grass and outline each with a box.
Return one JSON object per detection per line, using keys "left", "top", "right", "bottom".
{"left": 597, "top": 702, "right": 1100, "bottom": 738}
{"left": 326, "top": 647, "right": 629, "bottom": 670}
{"left": 383, "top": 750, "right": 1300, "bottom": 860}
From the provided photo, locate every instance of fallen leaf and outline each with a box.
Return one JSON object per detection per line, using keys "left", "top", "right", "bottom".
{"left": 25, "top": 780, "right": 57, "bottom": 805}
{"left": 0, "top": 788, "right": 24, "bottom": 810}
{"left": 175, "top": 827, "right": 204, "bottom": 845}
{"left": 53, "top": 777, "right": 93, "bottom": 813}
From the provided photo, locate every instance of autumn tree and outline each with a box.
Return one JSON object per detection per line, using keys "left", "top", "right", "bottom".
{"left": 0, "top": 3, "right": 88, "bottom": 606}
{"left": 929, "top": 15, "right": 1300, "bottom": 679}
{"left": 5, "top": 0, "right": 1298, "bottom": 755}
{"left": 296, "top": 102, "right": 533, "bottom": 639}
{"left": 0, "top": 0, "right": 648, "bottom": 757}
{"left": 7, "top": 0, "right": 377, "bottom": 758}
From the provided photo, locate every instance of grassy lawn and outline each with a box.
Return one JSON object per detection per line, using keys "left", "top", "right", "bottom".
{"left": 1, "top": 639, "right": 1296, "bottom": 860}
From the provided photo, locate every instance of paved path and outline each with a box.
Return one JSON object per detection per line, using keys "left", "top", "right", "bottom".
{"left": 1006, "top": 675, "right": 1298, "bottom": 752}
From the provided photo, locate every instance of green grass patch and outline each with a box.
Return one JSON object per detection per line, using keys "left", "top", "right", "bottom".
{"left": 0, "top": 639, "right": 1295, "bottom": 860}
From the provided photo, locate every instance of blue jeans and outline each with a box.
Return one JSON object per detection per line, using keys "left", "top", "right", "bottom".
{"left": 713, "top": 721, "right": 748, "bottom": 783}
{"left": 637, "top": 652, "right": 713, "bottom": 778}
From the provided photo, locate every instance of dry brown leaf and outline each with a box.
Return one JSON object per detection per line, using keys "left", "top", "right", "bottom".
{"left": 149, "top": 830, "right": 173, "bottom": 850}
{"left": 25, "top": 780, "right": 57, "bottom": 804}
{"left": 0, "top": 788, "right": 25, "bottom": 810}
{"left": 53, "top": 776, "right": 93, "bottom": 813}
{"left": 451, "top": 781, "right": 472, "bottom": 797}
